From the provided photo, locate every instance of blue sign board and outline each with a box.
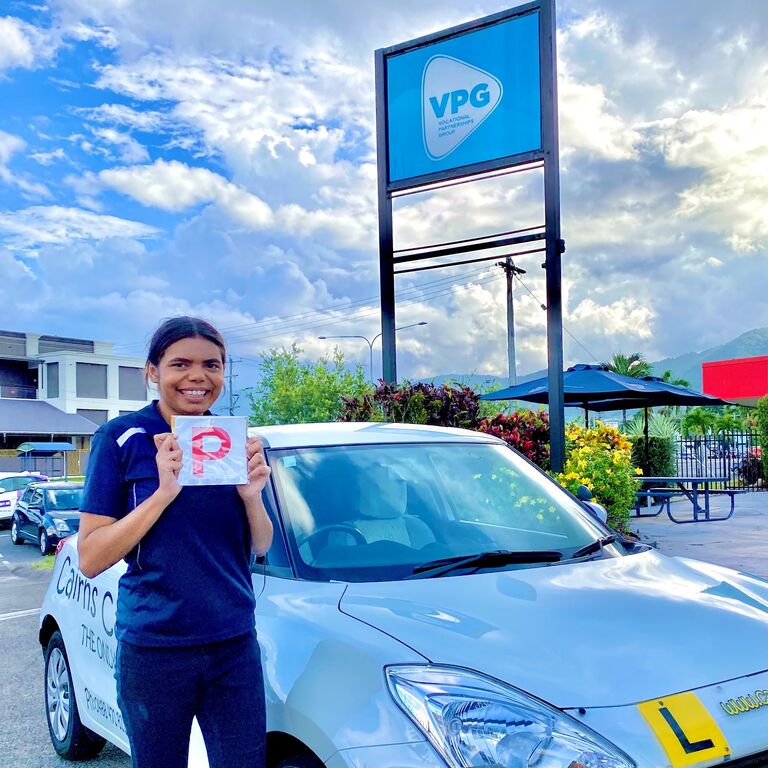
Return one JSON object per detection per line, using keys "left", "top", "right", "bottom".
{"left": 386, "top": 11, "right": 541, "bottom": 184}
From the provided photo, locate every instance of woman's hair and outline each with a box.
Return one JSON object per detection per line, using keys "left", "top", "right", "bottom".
{"left": 146, "top": 316, "right": 226, "bottom": 365}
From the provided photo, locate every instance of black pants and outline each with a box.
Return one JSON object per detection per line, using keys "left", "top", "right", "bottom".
{"left": 116, "top": 630, "right": 266, "bottom": 768}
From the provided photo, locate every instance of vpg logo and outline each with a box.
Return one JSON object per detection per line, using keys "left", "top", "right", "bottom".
{"left": 422, "top": 55, "right": 503, "bottom": 160}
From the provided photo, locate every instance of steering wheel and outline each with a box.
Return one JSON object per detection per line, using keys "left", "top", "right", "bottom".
{"left": 302, "top": 524, "right": 367, "bottom": 552}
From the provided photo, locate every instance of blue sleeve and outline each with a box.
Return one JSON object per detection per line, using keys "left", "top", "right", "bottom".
{"left": 81, "top": 427, "right": 127, "bottom": 519}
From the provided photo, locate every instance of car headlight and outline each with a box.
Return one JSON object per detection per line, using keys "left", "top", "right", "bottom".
{"left": 386, "top": 665, "right": 635, "bottom": 768}
{"left": 54, "top": 520, "right": 70, "bottom": 533}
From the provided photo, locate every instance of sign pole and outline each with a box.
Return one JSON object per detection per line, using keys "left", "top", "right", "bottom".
{"left": 540, "top": 0, "right": 566, "bottom": 472}
{"left": 375, "top": 48, "right": 397, "bottom": 384}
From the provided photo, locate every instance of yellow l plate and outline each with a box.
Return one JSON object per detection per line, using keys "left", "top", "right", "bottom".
{"left": 638, "top": 691, "right": 730, "bottom": 767}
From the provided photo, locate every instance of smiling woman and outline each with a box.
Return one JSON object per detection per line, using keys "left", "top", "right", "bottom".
{"left": 74, "top": 315, "right": 273, "bottom": 768}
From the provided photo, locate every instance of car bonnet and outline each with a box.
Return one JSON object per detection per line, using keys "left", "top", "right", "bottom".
{"left": 339, "top": 549, "right": 768, "bottom": 708}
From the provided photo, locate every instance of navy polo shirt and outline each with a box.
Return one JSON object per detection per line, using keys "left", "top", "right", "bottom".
{"left": 81, "top": 402, "right": 256, "bottom": 647}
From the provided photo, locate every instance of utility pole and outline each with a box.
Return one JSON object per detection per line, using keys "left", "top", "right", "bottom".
{"left": 497, "top": 258, "right": 526, "bottom": 387}
{"left": 227, "top": 357, "right": 242, "bottom": 415}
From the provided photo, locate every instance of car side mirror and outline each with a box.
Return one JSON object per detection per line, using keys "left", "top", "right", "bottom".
{"left": 584, "top": 501, "right": 608, "bottom": 524}
{"left": 0, "top": 487, "right": 6, "bottom": 494}
{"left": 576, "top": 484, "right": 593, "bottom": 502}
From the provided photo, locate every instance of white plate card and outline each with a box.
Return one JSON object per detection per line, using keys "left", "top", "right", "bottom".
{"left": 172, "top": 416, "right": 248, "bottom": 486}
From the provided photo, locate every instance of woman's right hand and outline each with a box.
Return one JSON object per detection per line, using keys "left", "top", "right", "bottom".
{"left": 154, "top": 433, "right": 183, "bottom": 504}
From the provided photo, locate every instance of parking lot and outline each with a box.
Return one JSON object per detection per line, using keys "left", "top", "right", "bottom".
{"left": 1, "top": 490, "right": 766, "bottom": 767}
{"left": 0, "top": 532, "right": 129, "bottom": 768}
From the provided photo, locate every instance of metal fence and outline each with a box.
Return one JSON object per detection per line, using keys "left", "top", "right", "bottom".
{"left": 675, "top": 430, "right": 763, "bottom": 491}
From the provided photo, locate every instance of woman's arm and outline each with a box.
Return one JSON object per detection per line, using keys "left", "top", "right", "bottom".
{"left": 238, "top": 437, "right": 273, "bottom": 556}
{"left": 78, "top": 434, "right": 182, "bottom": 578}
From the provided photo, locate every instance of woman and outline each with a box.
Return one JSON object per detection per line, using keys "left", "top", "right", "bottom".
{"left": 78, "top": 316, "right": 273, "bottom": 768}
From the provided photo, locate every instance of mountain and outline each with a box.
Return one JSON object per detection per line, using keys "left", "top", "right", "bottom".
{"left": 649, "top": 327, "right": 768, "bottom": 389}
{"left": 429, "top": 327, "right": 768, "bottom": 394}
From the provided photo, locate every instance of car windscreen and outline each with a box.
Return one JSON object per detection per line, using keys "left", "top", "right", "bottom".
{"left": 45, "top": 488, "right": 83, "bottom": 511}
{"left": 270, "top": 442, "right": 607, "bottom": 583}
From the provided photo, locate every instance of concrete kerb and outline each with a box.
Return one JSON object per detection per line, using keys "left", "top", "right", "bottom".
{"left": 630, "top": 491, "right": 768, "bottom": 578}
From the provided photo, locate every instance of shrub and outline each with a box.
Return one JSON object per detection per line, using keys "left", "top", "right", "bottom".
{"left": 340, "top": 381, "right": 481, "bottom": 429}
{"left": 555, "top": 422, "right": 641, "bottom": 532}
{"left": 476, "top": 410, "right": 550, "bottom": 470}
{"left": 630, "top": 436, "right": 675, "bottom": 477}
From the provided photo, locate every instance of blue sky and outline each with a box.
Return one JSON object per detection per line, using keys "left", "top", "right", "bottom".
{"left": 1, "top": 0, "right": 766, "bottom": 387}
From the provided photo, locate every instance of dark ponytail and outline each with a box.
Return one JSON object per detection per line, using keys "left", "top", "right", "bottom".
{"left": 146, "top": 316, "right": 226, "bottom": 366}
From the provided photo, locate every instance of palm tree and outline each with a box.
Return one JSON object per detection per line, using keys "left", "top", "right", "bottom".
{"left": 601, "top": 353, "right": 652, "bottom": 424}
{"left": 659, "top": 369, "right": 691, "bottom": 417}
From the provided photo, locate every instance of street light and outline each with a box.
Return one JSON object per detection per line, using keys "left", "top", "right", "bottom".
{"left": 318, "top": 321, "right": 428, "bottom": 383}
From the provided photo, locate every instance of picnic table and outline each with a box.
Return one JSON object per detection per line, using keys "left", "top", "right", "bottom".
{"left": 633, "top": 476, "right": 743, "bottom": 524}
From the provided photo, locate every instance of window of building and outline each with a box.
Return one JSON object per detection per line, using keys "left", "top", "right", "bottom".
{"left": 46, "top": 362, "right": 59, "bottom": 399}
{"left": 77, "top": 408, "right": 109, "bottom": 426}
{"left": 119, "top": 366, "right": 146, "bottom": 401}
{"left": 76, "top": 363, "right": 108, "bottom": 398}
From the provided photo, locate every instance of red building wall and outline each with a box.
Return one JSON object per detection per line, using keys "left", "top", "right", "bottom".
{"left": 702, "top": 356, "right": 768, "bottom": 405}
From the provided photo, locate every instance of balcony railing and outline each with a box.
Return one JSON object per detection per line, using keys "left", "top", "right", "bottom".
{"left": 0, "top": 384, "right": 38, "bottom": 399}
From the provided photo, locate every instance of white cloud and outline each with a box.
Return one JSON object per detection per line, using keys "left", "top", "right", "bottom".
{"left": 99, "top": 159, "right": 273, "bottom": 228}
{"left": 0, "top": 16, "right": 56, "bottom": 72}
{"left": 0, "top": 130, "right": 51, "bottom": 199}
{"left": 90, "top": 127, "right": 149, "bottom": 163}
{"left": 0, "top": 206, "right": 159, "bottom": 249}
{"left": 30, "top": 147, "right": 67, "bottom": 165}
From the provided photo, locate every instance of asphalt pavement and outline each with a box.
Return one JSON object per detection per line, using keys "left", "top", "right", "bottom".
{"left": 630, "top": 490, "right": 768, "bottom": 577}
{"left": 0, "top": 531, "right": 129, "bottom": 768}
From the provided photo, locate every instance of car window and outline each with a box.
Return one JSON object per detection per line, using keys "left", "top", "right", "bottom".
{"left": 45, "top": 488, "right": 83, "bottom": 511}
{"left": 270, "top": 443, "right": 604, "bottom": 583}
{"left": 20, "top": 487, "right": 34, "bottom": 504}
{"left": 30, "top": 488, "right": 44, "bottom": 506}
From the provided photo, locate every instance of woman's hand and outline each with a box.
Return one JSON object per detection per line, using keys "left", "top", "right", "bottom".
{"left": 154, "top": 433, "right": 183, "bottom": 503}
{"left": 237, "top": 436, "right": 271, "bottom": 502}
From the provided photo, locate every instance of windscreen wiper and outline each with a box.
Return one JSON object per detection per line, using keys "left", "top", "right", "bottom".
{"left": 407, "top": 549, "right": 563, "bottom": 579}
{"left": 567, "top": 534, "right": 618, "bottom": 560}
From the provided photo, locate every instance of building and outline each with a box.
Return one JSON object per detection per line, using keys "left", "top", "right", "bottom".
{"left": 0, "top": 329, "right": 153, "bottom": 452}
{"left": 702, "top": 355, "right": 768, "bottom": 407}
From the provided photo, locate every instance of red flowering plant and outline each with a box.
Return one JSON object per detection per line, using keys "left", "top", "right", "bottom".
{"left": 476, "top": 410, "right": 551, "bottom": 471}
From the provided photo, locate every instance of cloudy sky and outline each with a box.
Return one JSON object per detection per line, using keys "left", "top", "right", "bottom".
{"left": 1, "top": 0, "right": 766, "bottom": 387}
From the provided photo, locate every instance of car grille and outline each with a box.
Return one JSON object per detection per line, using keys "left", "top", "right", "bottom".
{"left": 720, "top": 751, "right": 768, "bottom": 768}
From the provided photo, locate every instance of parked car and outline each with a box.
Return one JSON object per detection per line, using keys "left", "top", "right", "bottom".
{"left": 12, "top": 481, "right": 83, "bottom": 555}
{"left": 0, "top": 471, "right": 47, "bottom": 526}
{"left": 39, "top": 423, "right": 768, "bottom": 767}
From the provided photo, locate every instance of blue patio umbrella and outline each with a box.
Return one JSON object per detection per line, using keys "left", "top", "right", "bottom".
{"left": 481, "top": 364, "right": 731, "bottom": 442}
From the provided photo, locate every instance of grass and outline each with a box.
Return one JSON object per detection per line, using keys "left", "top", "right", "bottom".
{"left": 31, "top": 555, "right": 55, "bottom": 571}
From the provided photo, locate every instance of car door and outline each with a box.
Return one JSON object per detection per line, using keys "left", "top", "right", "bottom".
{"left": 15, "top": 486, "right": 35, "bottom": 539}
{"left": 24, "top": 487, "right": 46, "bottom": 537}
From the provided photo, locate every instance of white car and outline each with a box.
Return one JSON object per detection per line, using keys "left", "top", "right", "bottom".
{"left": 0, "top": 471, "right": 47, "bottom": 524}
{"left": 39, "top": 423, "right": 768, "bottom": 768}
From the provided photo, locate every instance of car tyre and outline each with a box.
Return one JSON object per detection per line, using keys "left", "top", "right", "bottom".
{"left": 276, "top": 755, "right": 324, "bottom": 768}
{"left": 10, "top": 517, "right": 23, "bottom": 545}
{"left": 44, "top": 631, "right": 106, "bottom": 760}
{"left": 39, "top": 529, "right": 52, "bottom": 556}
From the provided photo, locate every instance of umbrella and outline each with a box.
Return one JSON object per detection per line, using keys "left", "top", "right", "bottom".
{"left": 481, "top": 364, "right": 732, "bottom": 443}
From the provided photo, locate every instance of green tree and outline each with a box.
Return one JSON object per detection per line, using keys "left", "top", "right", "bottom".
{"left": 602, "top": 352, "right": 653, "bottom": 378}
{"left": 601, "top": 352, "right": 653, "bottom": 424}
{"left": 248, "top": 345, "right": 372, "bottom": 425}
{"left": 658, "top": 369, "right": 691, "bottom": 417}
{"left": 680, "top": 407, "right": 717, "bottom": 437}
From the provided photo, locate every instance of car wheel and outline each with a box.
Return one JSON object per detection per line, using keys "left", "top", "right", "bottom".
{"left": 44, "top": 631, "right": 106, "bottom": 760}
{"left": 39, "top": 529, "right": 52, "bottom": 556}
{"left": 10, "top": 518, "right": 23, "bottom": 545}
{"left": 276, "top": 755, "right": 324, "bottom": 768}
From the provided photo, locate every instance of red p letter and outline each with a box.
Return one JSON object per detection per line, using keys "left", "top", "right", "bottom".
{"left": 191, "top": 427, "right": 232, "bottom": 477}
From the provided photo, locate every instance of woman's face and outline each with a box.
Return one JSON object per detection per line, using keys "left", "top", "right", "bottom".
{"left": 147, "top": 336, "right": 225, "bottom": 419}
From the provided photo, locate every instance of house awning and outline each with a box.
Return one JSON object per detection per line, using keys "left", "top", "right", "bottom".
{"left": 0, "top": 399, "right": 97, "bottom": 435}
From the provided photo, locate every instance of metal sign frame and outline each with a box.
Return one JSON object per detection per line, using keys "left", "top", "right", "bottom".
{"left": 374, "top": 0, "right": 565, "bottom": 471}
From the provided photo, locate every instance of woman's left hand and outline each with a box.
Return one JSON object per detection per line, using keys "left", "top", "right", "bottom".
{"left": 237, "top": 436, "right": 272, "bottom": 502}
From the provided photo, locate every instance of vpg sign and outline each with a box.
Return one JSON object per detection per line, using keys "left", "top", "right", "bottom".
{"left": 422, "top": 55, "right": 502, "bottom": 160}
